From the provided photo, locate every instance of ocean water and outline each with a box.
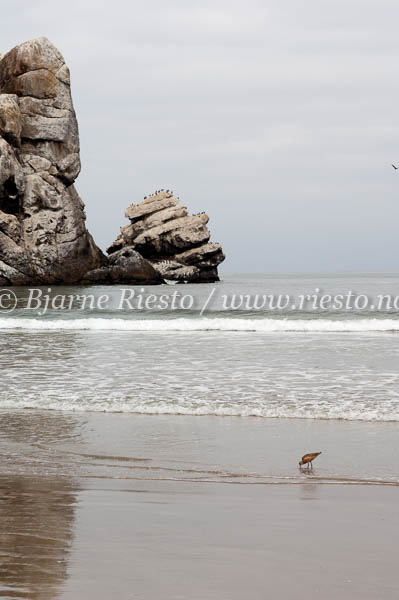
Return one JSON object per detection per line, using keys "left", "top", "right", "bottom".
{"left": 1, "top": 275, "right": 399, "bottom": 600}
{"left": 0, "top": 273, "right": 399, "bottom": 421}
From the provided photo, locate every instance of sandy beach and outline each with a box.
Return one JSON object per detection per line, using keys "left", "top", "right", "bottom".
{"left": 0, "top": 410, "right": 397, "bottom": 599}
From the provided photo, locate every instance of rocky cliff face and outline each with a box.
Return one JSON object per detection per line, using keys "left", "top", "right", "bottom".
{"left": 107, "top": 191, "right": 225, "bottom": 282}
{"left": 0, "top": 37, "right": 105, "bottom": 284}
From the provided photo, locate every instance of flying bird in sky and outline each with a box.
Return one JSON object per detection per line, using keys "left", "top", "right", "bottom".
{"left": 391, "top": 164, "right": 398, "bottom": 170}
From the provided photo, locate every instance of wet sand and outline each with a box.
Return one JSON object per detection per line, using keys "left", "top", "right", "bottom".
{"left": 0, "top": 476, "right": 398, "bottom": 600}
{"left": 0, "top": 410, "right": 398, "bottom": 599}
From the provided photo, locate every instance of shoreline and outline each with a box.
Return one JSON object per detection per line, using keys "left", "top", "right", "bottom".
{"left": 0, "top": 408, "right": 398, "bottom": 483}
{"left": 3, "top": 405, "right": 399, "bottom": 425}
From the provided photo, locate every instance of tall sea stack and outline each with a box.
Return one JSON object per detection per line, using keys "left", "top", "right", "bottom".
{"left": 0, "top": 37, "right": 104, "bottom": 284}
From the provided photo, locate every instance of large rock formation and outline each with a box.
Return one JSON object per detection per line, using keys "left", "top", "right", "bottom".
{"left": 106, "top": 190, "right": 225, "bottom": 282}
{"left": 0, "top": 38, "right": 224, "bottom": 286}
{"left": 0, "top": 37, "right": 105, "bottom": 284}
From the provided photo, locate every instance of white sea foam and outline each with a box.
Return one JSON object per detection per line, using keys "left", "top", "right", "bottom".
{"left": 1, "top": 393, "right": 399, "bottom": 421}
{"left": 0, "top": 317, "right": 399, "bottom": 332}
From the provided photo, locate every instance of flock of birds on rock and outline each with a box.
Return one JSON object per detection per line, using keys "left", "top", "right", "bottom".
{"left": 143, "top": 189, "right": 174, "bottom": 200}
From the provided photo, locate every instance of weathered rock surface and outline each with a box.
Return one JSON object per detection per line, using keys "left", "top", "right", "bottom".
{"left": 0, "top": 37, "right": 106, "bottom": 284}
{"left": 107, "top": 191, "right": 225, "bottom": 282}
{"left": 80, "top": 247, "right": 162, "bottom": 285}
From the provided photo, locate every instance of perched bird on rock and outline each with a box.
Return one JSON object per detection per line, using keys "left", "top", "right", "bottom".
{"left": 299, "top": 452, "right": 321, "bottom": 469}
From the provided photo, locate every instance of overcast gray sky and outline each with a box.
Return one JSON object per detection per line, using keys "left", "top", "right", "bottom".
{"left": 2, "top": 0, "right": 399, "bottom": 273}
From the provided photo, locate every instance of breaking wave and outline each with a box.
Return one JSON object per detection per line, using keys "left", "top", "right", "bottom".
{"left": 1, "top": 392, "right": 399, "bottom": 421}
{"left": 0, "top": 316, "right": 399, "bottom": 333}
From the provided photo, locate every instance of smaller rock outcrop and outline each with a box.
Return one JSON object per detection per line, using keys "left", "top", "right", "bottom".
{"left": 80, "top": 247, "right": 162, "bottom": 285}
{"left": 107, "top": 191, "right": 225, "bottom": 282}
